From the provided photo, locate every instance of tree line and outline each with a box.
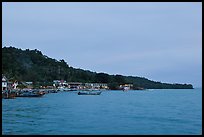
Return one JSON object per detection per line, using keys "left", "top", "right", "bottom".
{"left": 2, "top": 47, "right": 193, "bottom": 89}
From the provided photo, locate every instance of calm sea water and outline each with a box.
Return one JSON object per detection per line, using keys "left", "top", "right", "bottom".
{"left": 2, "top": 88, "right": 202, "bottom": 135}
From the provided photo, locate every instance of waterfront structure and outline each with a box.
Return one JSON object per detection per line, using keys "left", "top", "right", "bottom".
{"left": 53, "top": 80, "right": 68, "bottom": 88}
{"left": 67, "top": 82, "right": 82, "bottom": 89}
{"left": 53, "top": 81, "right": 109, "bottom": 90}
{"left": 119, "top": 84, "right": 133, "bottom": 90}
{"left": 12, "top": 81, "right": 18, "bottom": 89}
{"left": 53, "top": 81, "right": 108, "bottom": 90}
{"left": 24, "top": 82, "right": 33, "bottom": 89}
{"left": 84, "top": 83, "right": 108, "bottom": 89}
{"left": 2, "top": 75, "right": 8, "bottom": 91}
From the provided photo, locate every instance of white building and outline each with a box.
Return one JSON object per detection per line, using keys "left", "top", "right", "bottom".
{"left": 85, "top": 83, "right": 108, "bottom": 89}
{"left": 13, "top": 81, "right": 18, "bottom": 89}
{"left": 2, "top": 75, "right": 8, "bottom": 91}
{"left": 53, "top": 80, "right": 68, "bottom": 88}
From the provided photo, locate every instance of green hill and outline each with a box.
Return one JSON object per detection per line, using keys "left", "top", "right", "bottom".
{"left": 2, "top": 47, "right": 193, "bottom": 89}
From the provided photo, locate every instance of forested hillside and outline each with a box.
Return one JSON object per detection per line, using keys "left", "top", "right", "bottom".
{"left": 2, "top": 47, "right": 193, "bottom": 89}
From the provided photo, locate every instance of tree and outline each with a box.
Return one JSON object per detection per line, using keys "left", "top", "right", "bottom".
{"left": 2, "top": 47, "right": 194, "bottom": 89}
{"left": 108, "top": 82, "right": 119, "bottom": 90}
{"left": 114, "top": 75, "right": 125, "bottom": 85}
{"left": 95, "top": 73, "right": 110, "bottom": 83}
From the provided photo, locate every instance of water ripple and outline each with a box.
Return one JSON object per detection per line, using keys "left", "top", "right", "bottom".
{"left": 2, "top": 89, "right": 202, "bottom": 135}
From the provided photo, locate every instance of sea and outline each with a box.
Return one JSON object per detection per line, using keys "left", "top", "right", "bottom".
{"left": 2, "top": 88, "right": 202, "bottom": 135}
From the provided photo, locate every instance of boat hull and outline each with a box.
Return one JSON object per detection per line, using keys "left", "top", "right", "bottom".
{"left": 78, "top": 91, "right": 102, "bottom": 95}
{"left": 16, "top": 93, "right": 44, "bottom": 97}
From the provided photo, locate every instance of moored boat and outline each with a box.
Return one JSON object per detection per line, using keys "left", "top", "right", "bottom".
{"left": 3, "top": 93, "right": 16, "bottom": 99}
{"left": 16, "top": 91, "right": 44, "bottom": 97}
{"left": 2, "top": 90, "right": 16, "bottom": 99}
{"left": 78, "top": 90, "right": 102, "bottom": 95}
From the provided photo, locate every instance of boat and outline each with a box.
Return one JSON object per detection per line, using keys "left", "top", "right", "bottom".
{"left": 122, "top": 86, "right": 130, "bottom": 92}
{"left": 123, "top": 89, "right": 128, "bottom": 92}
{"left": 49, "top": 90, "right": 58, "bottom": 93}
{"left": 78, "top": 90, "right": 102, "bottom": 95}
{"left": 2, "top": 93, "right": 16, "bottom": 99}
{"left": 16, "top": 91, "right": 44, "bottom": 97}
{"left": 2, "top": 90, "right": 16, "bottom": 99}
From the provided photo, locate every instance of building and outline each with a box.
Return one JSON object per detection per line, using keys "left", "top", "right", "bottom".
{"left": 2, "top": 75, "right": 8, "bottom": 91}
{"left": 67, "top": 82, "right": 82, "bottom": 89}
{"left": 84, "top": 83, "right": 108, "bottom": 89}
{"left": 119, "top": 84, "right": 133, "bottom": 90}
{"left": 12, "top": 81, "right": 18, "bottom": 89}
{"left": 21, "top": 82, "right": 33, "bottom": 89}
{"left": 53, "top": 80, "right": 68, "bottom": 88}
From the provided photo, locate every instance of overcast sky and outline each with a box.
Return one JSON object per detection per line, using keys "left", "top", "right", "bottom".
{"left": 2, "top": 2, "right": 202, "bottom": 87}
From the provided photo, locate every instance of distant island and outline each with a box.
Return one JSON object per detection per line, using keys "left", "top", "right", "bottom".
{"left": 2, "top": 47, "right": 193, "bottom": 89}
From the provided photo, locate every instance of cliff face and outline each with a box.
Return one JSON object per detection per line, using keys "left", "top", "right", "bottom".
{"left": 2, "top": 46, "right": 193, "bottom": 89}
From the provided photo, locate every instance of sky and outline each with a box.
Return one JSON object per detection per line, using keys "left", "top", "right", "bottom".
{"left": 2, "top": 2, "right": 202, "bottom": 87}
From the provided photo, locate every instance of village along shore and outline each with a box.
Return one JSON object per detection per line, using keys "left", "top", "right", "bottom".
{"left": 2, "top": 75, "right": 139, "bottom": 99}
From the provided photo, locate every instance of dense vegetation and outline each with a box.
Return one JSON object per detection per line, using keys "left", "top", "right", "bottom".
{"left": 2, "top": 47, "right": 193, "bottom": 89}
